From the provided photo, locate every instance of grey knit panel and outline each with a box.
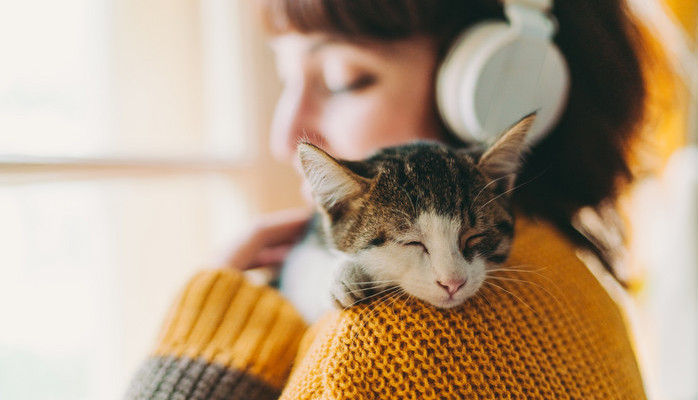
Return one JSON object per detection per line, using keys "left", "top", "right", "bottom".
{"left": 124, "top": 355, "right": 281, "bottom": 400}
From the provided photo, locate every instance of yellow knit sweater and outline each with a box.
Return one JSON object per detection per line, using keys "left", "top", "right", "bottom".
{"left": 125, "top": 216, "right": 646, "bottom": 399}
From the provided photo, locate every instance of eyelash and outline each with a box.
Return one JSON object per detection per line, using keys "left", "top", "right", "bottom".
{"left": 404, "top": 241, "right": 429, "bottom": 255}
{"left": 463, "top": 234, "right": 487, "bottom": 254}
{"left": 401, "top": 233, "right": 489, "bottom": 256}
{"left": 327, "top": 75, "right": 375, "bottom": 94}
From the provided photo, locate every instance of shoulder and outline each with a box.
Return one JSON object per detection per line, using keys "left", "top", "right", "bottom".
{"left": 281, "top": 216, "right": 647, "bottom": 399}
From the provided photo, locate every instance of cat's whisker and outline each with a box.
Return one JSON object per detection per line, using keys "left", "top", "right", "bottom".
{"left": 476, "top": 166, "right": 551, "bottom": 213}
{"left": 476, "top": 186, "right": 517, "bottom": 213}
{"left": 347, "top": 286, "right": 401, "bottom": 313}
{"left": 382, "top": 290, "right": 407, "bottom": 320}
{"left": 347, "top": 280, "right": 398, "bottom": 285}
{"left": 487, "top": 269, "right": 563, "bottom": 304}
{"left": 397, "top": 292, "right": 414, "bottom": 317}
{"left": 507, "top": 263, "right": 546, "bottom": 269}
{"left": 477, "top": 288, "right": 494, "bottom": 308}
{"left": 388, "top": 289, "right": 408, "bottom": 318}
{"left": 347, "top": 291, "right": 393, "bottom": 328}
{"left": 483, "top": 280, "right": 541, "bottom": 318}
{"left": 480, "top": 285, "right": 500, "bottom": 309}
{"left": 342, "top": 282, "right": 397, "bottom": 292}
{"left": 345, "top": 284, "right": 395, "bottom": 293}
{"left": 342, "top": 285, "right": 400, "bottom": 308}
{"left": 350, "top": 288, "right": 403, "bottom": 340}
{"left": 400, "top": 187, "right": 417, "bottom": 217}
{"left": 487, "top": 265, "right": 547, "bottom": 274}
{"left": 486, "top": 275, "right": 561, "bottom": 301}
{"left": 392, "top": 208, "right": 415, "bottom": 228}
{"left": 486, "top": 274, "right": 545, "bottom": 287}
{"left": 488, "top": 264, "right": 563, "bottom": 291}
{"left": 469, "top": 173, "right": 515, "bottom": 212}
{"left": 486, "top": 268, "right": 552, "bottom": 282}
{"left": 486, "top": 269, "right": 550, "bottom": 281}
{"left": 487, "top": 273, "right": 565, "bottom": 307}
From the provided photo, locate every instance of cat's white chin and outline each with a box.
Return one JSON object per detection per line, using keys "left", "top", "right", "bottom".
{"left": 420, "top": 281, "right": 483, "bottom": 309}
{"left": 431, "top": 297, "right": 467, "bottom": 309}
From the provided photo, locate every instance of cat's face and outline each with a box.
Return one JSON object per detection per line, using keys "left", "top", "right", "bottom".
{"left": 299, "top": 115, "right": 533, "bottom": 309}
{"left": 352, "top": 209, "right": 513, "bottom": 308}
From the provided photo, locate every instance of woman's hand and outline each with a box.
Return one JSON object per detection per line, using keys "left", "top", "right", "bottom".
{"left": 222, "top": 207, "right": 313, "bottom": 271}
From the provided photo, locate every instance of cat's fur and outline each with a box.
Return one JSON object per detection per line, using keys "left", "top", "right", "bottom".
{"left": 289, "top": 115, "right": 534, "bottom": 313}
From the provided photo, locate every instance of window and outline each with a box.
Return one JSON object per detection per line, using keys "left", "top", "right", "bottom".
{"left": 0, "top": 1, "right": 302, "bottom": 399}
{"left": 0, "top": 0, "right": 110, "bottom": 157}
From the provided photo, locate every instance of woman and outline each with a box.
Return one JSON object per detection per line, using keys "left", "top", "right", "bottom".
{"left": 126, "top": 0, "right": 654, "bottom": 398}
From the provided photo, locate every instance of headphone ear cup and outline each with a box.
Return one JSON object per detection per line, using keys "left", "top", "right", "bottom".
{"left": 437, "top": 20, "right": 569, "bottom": 145}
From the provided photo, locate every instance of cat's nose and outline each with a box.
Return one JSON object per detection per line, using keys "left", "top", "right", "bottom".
{"left": 436, "top": 279, "right": 466, "bottom": 296}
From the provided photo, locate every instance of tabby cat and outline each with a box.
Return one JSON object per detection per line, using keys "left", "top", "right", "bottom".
{"left": 280, "top": 115, "right": 534, "bottom": 320}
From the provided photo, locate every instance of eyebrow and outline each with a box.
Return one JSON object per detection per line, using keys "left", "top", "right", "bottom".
{"left": 271, "top": 35, "right": 397, "bottom": 61}
{"left": 270, "top": 36, "right": 337, "bottom": 56}
{"left": 309, "top": 36, "right": 361, "bottom": 55}
{"left": 307, "top": 40, "right": 331, "bottom": 55}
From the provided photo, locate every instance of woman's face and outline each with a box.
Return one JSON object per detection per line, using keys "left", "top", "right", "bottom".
{"left": 270, "top": 34, "right": 443, "bottom": 165}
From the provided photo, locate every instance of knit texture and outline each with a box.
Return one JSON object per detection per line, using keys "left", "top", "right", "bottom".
{"left": 280, "top": 216, "right": 647, "bottom": 399}
{"left": 124, "top": 269, "right": 307, "bottom": 399}
{"left": 125, "top": 216, "right": 646, "bottom": 399}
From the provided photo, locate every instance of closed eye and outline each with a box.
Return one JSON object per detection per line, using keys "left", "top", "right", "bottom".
{"left": 327, "top": 75, "right": 376, "bottom": 94}
{"left": 404, "top": 241, "right": 429, "bottom": 255}
{"left": 463, "top": 233, "right": 487, "bottom": 254}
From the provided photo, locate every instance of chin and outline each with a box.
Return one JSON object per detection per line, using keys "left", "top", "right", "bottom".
{"left": 431, "top": 296, "right": 467, "bottom": 309}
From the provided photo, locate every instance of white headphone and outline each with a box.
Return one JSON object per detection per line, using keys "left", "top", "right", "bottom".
{"left": 436, "top": 0, "right": 569, "bottom": 145}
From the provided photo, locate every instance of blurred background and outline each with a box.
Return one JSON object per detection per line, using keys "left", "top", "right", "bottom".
{"left": 0, "top": 0, "right": 695, "bottom": 399}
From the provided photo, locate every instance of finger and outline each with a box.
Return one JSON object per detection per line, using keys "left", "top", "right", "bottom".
{"left": 246, "top": 244, "right": 296, "bottom": 270}
{"left": 251, "top": 207, "right": 313, "bottom": 249}
{"left": 223, "top": 207, "right": 313, "bottom": 270}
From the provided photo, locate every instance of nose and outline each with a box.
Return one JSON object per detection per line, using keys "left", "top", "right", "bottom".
{"left": 270, "top": 83, "right": 322, "bottom": 163}
{"left": 436, "top": 279, "right": 466, "bottom": 296}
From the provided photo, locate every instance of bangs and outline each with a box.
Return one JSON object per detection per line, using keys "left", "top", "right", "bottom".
{"left": 257, "top": 0, "right": 490, "bottom": 43}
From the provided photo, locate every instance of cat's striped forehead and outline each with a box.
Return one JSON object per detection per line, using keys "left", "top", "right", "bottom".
{"left": 363, "top": 142, "right": 488, "bottom": 221}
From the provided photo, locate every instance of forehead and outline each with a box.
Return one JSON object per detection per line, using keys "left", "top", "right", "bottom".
{"left": 370, "top": 148, "right": 480, "bottom": 217}
{"left": 270, "top": 34, "right": 434, "bottom": 65}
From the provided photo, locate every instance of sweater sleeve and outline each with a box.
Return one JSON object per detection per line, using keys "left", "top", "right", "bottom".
{"left": 124, "top": 268, "right": 307, "bottom": 400}
{"left": 280, "top": 217, "right": 648, "bottom": 399}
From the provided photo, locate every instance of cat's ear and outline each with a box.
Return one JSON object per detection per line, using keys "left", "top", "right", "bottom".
{"left": 477, "top": 113, "right": 535, "bottom": 191}
{"left": 298, "top": 143, "right": 369, "bottom": 210}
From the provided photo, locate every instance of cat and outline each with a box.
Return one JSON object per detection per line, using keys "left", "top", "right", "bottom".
{"left": 280, "top": 115, "right": 534, "bottom": 320}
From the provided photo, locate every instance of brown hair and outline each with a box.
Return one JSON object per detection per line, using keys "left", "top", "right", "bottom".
{"left": 258, "top": 0, "right": 652, "bottom": 279}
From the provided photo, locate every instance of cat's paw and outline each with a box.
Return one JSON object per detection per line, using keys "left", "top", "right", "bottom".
{"left": 331, "top": 263, "right": 378, "bottom": 309}
{"left": 331, "top": 280, "right": 372, "bottom": 309}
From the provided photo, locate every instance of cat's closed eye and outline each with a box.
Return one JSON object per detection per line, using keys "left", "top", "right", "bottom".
{"left": 462, "top": 233, "right": 487, "bottom": 256}
{"left": 404, "top": 241, "right": 429, "bottom": 255}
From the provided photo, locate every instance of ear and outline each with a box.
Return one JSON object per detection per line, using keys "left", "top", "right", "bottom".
{"left": 298, "top": 143, "right": 368, "bottom": 210}
{"left": 477, "top": 113, "right": 535, "bottom": 191}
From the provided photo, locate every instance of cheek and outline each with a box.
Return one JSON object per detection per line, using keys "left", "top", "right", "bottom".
{"left": 356, "top": 245, "right": 423, "bottom": 281}
{"left": 320, "top": 89, "right": 440, "bottom": 159}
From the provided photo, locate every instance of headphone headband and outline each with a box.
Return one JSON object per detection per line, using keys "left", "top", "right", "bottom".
{"left": 503, "top": 0, "right": 551, "bottom": 12}
{"left": 505, "top": 1, "right": 556, "bottom": 39}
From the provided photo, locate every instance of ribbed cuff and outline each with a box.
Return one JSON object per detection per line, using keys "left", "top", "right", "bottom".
{"left": 124, "top": 269, "right": 307, "bottom": 399}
